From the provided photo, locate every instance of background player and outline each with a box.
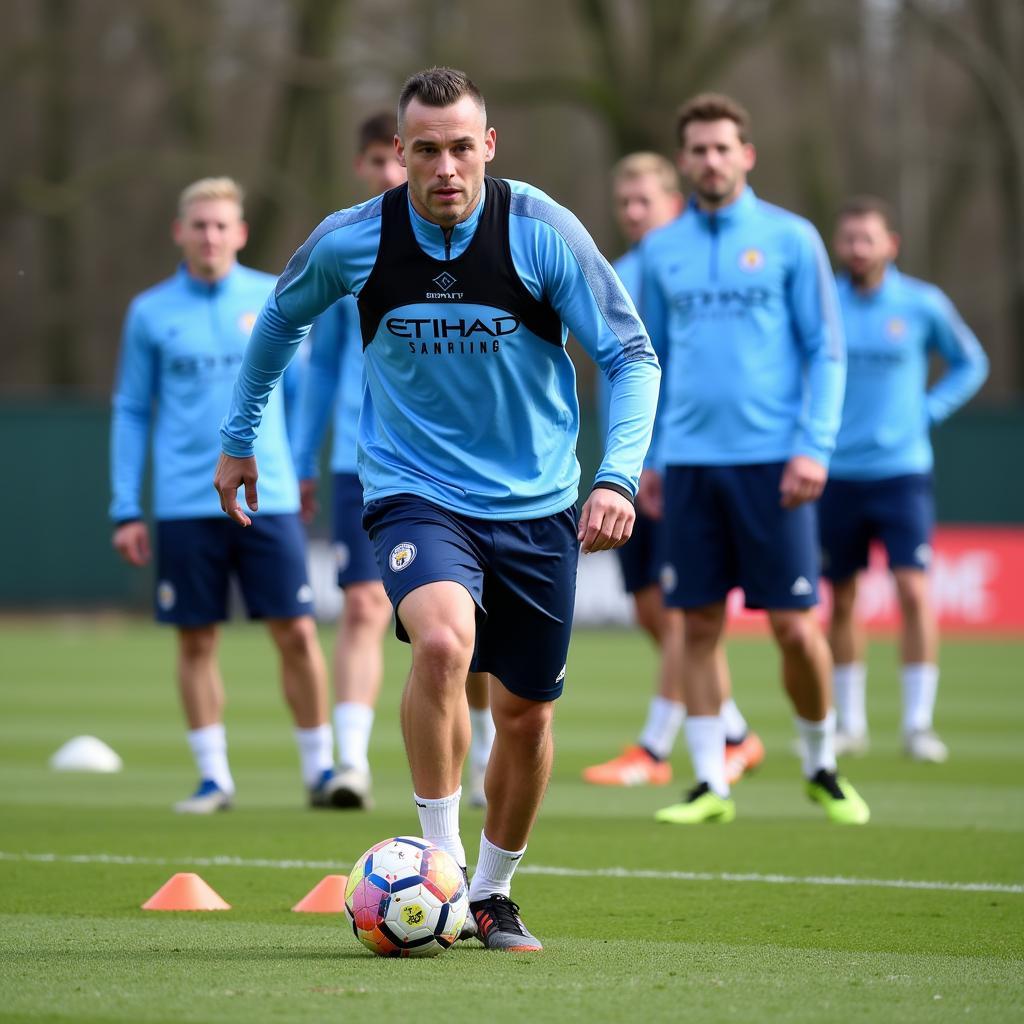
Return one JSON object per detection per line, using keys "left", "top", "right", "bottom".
{"left": 292, "top": 112, "right": 495, "bottom": 808}
{"left": 639, "top": 94, "right": 869, "bottom": 825}
{"left": 214, "top": 67, "right": 660, "bottom": 949}
{"left": 110, "top": 177, "right": 337, "bottom": 813}
{"left": 823, "top": 195, "right": 989, "bottom": 761}
{"left": 582, "top": 152, "right": 763, "bottom": 788}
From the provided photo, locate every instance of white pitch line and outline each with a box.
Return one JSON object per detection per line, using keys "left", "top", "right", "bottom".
{"left": 1, "top": 851, "right": 1021, "bottom": 895}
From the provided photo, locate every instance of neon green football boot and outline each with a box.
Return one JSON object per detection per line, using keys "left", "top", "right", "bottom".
{"left": 806, "top": 768, "right": 870, "bottom": 824}
{"left": 655, "top": 782, "right": 736, "bottom": 824}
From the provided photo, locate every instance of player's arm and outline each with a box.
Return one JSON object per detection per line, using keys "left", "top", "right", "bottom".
{"left": 520, "top": 200, "right": 660, "bottom": 551}
{"left": 635, "top": 240, "right": 671, "bottom": 520}
{"left": 924, "top": 288, "right": 989, "bottom": 425}
{"left": 292, "top": 306, "right": 345, "bottom": 522}
{"left": 216, "top": 214, "right": 364, "bottom": 525}
{"left": 109, "top": 301, "right": 155, "bottom": 567}
{"left": 783, "top": 222, "right": 847, "bottom": 507}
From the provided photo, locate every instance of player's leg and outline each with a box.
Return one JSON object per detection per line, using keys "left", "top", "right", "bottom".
{"left": 363, "top": 495, "right": 487, "bottom": 870}
{"left": 828, "top": 574, "right": 870, "bottom": 753}
{"left": 330, "top": 472, "right": 393, "bottom": 805}
{"left": 466, "top": 671, "right": 494, "bottom": 807}
{"left": 398, "top": 580, "right": 477, "bottom": 867}
{"left": 234, "top": 513, "right": 334, "bottom": 805}
{"left": 155, "top": 518, "right": 235, "bottom": 813}
{"left": 879, "top": 474, "right": 946, "bottom": 762}
{"left": 735, "top": 464, "right": 868, "bottom": 824}
{"left": 654, "top": 467, "right": 736, "bottom": 823}
{"left": 820, "top": 477, "right": 872, "bottom": 754}
{"left": 583, "top": 511, "right": 681, "bottom": 786}
{"left": 463, "top": 506, "right": 578, "bottom": 951}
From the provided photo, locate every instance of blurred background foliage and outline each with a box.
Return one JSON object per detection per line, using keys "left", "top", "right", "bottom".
{"left": 4, "top": 0, "right": 1023, "bottom": 401}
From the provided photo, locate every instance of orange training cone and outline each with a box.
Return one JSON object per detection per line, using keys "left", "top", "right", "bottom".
{"left": 292, "top": 874, "right": 349, "bottom": 913}
{"left": 142, "top": 872, "right": 231, "bottom": 911}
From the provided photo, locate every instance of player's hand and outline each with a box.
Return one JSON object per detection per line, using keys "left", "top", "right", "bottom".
{"left": 578, "top": 488, "right": 635, "bottom": 553}
{"left": 214, "top": 452, "right": 259, "bottom": 527}
{"left": 780, "top": 455, "right": 827, "bottom": 509}
{"left": 299, "top": 478, "right": 319, "bottom": 524}
{"left": 637, "top": 469, "right": 663, "bottom": 519}
{"left": 112, "top": 521, "right": 151, "bottom": 567}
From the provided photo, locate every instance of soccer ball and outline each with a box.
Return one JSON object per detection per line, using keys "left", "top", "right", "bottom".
{"left": 344, "top": 836, "right": 468, "bottom": 957}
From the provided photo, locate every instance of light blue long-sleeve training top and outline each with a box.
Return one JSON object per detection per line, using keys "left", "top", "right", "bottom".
{"left": 110, "top": 263, "right": 300, "bottom": 521}
{"left": 596, "top": 246, "right": 642, "bottom": 432}
{"left": 221, "top": 179, "right": 661, "bottom": 520}
{"left": 640, "top": 187, "right": 846, "bottom": 469}
{"left": 291, "top": 297, "right": 363, "bottom": 479}
{"left": 830, "top": 266, "right": 989, "bottom": 480}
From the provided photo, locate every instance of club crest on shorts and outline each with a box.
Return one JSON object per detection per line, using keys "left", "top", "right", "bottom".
{"left": 156, "top": 580, "right": 176, "bottom": 611}
{"left": 389, "top": 542, "right": 417, "bottom": 572}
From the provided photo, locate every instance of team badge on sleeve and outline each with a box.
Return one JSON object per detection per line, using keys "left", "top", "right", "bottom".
{"left": 389, "top": 542, "right": 417, "bottom": 572}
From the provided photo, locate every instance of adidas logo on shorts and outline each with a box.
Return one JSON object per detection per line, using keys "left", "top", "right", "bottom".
{"left": 790, "top": 576, "right": 813, "bottom": 596}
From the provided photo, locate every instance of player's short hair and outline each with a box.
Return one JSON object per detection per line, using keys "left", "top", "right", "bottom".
{"left": 358, "top": 111, "right": 397, "bottom": 153}
{"left": 612, "top": 152, "right": 680, "bottom": 194}
{"left": 676, "top": 93, "right": 752, "bottom": 146}
{"left": 177, "top": 177, "right": 245, "bottom": 219}
{"left": 398, "top": 66, "right": 485, "bottom": 134}
{"left": 837, "top": 194, "right": 898, "bottom": 232}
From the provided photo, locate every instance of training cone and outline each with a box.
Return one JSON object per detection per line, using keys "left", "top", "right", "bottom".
{"left": 141, "top": 872, "right": 231, "bottom": 911}
{"left": 50, "top": 735, "right": 123, "bottom": 773}
{"left": 291, "top": 874, "right": 349, "bottom": 913}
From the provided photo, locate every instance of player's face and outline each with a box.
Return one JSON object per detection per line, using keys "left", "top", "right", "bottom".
{"left": 834, "top": 213, "right": 899, "bottom": 286}
{"left": 355, "top": 141, "right": 406, "bottom": 196}
{"left": 678, "top": 119, "right": 755, "bottom": 210}
{"left": 613, "top": 174, "right": 682, "bottom": 245}
{"left": 173, "top": 198, "right": 247, "bottom": 282}
{"left": 397, "top": 95, "right": 496, "bottom": 227}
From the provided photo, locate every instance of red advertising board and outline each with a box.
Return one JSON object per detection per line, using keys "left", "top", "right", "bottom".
{"left": 728, "top": 527, "right": 1024, "bottom": 634}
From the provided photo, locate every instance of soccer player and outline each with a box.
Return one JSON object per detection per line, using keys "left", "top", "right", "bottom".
{"left": 640, "top": 94, "right": 869, "bottom": 825}
{"left": 822, "top": 196, "right": 989, "bottom": 761}
{"left": 110, "top": 177, "right": 339, "bottom": 813}
{"left": 292, "top": 112, "right": 495, "bottom": 809}
{"left": 582, "top": 153, "right": 763, "bottom": 788}
{"left": 215, "top": 67, "right": 659, "bottom": 950}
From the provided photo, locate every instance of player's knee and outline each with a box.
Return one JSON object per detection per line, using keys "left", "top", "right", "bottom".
{"left": 412, "top": 624, "right": 473, "bottom": 680}
{"left": 830, "top": 580, "right": 857, "bottom": 621}
{"left": 178, "top": 627, "right": 218, "bottom": 662}
{"left": 894, "top": 572, "right": 929, "bottom": 617}
{"left": 270, "top": 616, "right": 319, "bottom": 660}
{"left": 771, "top": 612, "right": 820, "bottom": 656}
{"left": 494, "top": 698, "right": 553, "bottom": 749}
{"left": 342, "top": 584, "right": 392, "bottom": 631}
{"left": 684, "top": 608, "right": 724, "bottom": 651}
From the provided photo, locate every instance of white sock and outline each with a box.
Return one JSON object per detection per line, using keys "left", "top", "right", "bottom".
{"left": 294, "top": 724, "right": 334, "bottom": 787}
{"left": 797, "top": 710, "right": 837, "bottom": 777}
{"left": 187, "top": 724, "right": 234, "bottom": 794}
{"left": 334, "top": 701, "right": 374, "bottom": 773}
{"left": 414, "top": 788, "right": 466, "bottom": 867}
{"left": 902, "top": 663, "right": 939, "bottom": 733}
{"left": 720, "top": 699, "right": 748, "bottom": 743}
{"left": 833, "top": 662, "right": 867, "bottom": 737}
{"left": 684, "top": 715, "right": 728, "bottom": 798}
{"left": 638, "top": 696, "right": 686, "bottom": 760}
{"left": 468, "top": 831, "right": 526, "bottom": 902}
{"left": 469, "top": 707, "right": 495, "bottom": 772}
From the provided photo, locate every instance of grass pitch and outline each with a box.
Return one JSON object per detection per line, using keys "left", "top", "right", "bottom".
{"left": 0, "top": 618, "right": 1021, "bottom": 1023}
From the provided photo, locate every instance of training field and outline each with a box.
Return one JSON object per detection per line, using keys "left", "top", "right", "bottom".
{"left": 1, "top": 619, "right": 1021, "bottom": 1023}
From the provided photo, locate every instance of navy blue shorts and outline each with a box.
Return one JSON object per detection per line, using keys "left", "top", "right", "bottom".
{"left": 155, "top": 514, "right": 313, "bottom": 627}
{"left": 362, "top": 495, "right": 579, "bottom": 702}
{"left": 332, "top": 472, "right": 380, "bottom": 588}
{"left": 661, "top": 463, "right": 819, "bottom": 611}
{"left": 615, "top": 507, "right": 662, "bottom": 594}
{"left": 819, "top": 473, "right": 935, "bottom": 581}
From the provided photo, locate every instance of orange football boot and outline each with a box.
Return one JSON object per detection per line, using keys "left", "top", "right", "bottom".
{"left": 724, "top": 732, "right": 765, "bottom": 785}
{"left": 582, "top": 745, "right": 672, "bottom": 786}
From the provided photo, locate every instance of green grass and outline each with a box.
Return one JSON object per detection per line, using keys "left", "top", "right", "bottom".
{"left": 0, "top": 619, "right": 1022, "bottom": 1023}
